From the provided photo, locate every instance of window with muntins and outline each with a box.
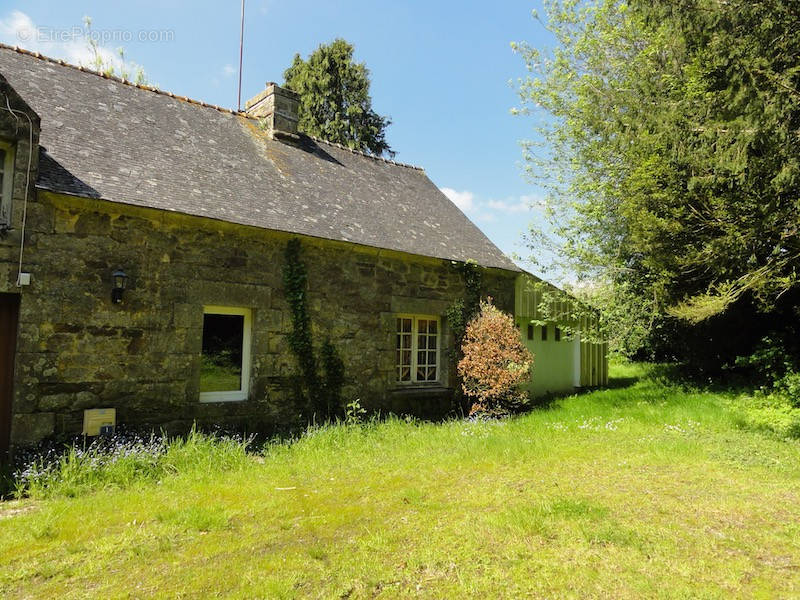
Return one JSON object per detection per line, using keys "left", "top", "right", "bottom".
{"left": 199, "top": 306, "right": 252, "bottom": 402}
{"left": 396, "top": 315, "right": 439, "bottom": 383}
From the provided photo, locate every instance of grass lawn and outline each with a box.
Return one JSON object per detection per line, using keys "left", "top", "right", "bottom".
{"left": 200, "top": 360, "right": 242, "bottom": 393}
{"left": 2, "top": 363, "right": 799, "bottom": 598}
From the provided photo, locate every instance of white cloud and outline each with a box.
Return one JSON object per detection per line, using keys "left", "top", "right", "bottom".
{"left": 0, "top": 11, "right": 35, "bottom": 46}
{"left": 487, "top": 199, "right": 529, "bottom": 213}
{"left": 222, "top": 64, "right": 237, "bottom": 77}
{"left": 440, "top": 187, "right": 475, "bottom": 213}
{"left": 486, "top": 194, "right": 545, "bottom": 214}
{"left": 0, "top": 11, "right": 139, "bottom": 76}
{"left": 441, "top": 187, "right": 547, "bottom": 227}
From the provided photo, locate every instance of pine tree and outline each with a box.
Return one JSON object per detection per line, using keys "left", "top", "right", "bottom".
{"left": 283, "top": 39, "right": 393, "bottom": 157}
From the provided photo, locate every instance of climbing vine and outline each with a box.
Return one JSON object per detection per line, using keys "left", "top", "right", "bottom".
{"left": 445, "top": 260, "right": 483, "bottom": 348}
{"left": 282, "top": 238, "right": 345, "bottom": 420}
{"left": 445, "top": 260, "right": 483, "bottom": 412}
{"left": 320, "top": 338, "right": 345, "bottom": 418}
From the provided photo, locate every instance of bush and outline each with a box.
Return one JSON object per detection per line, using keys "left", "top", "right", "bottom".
{"left": 734, "top": 335, "right": 798, "bottom": 384}
{"left": 457, "top": 299, "right": 534, "bottom": 416}
{"left": 733, "top": 390, "right": 800, "bottom": 440}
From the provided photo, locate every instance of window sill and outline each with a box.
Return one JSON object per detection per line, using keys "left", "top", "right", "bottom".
{"left": 389, "top": 384, "right": 452, "bottom": 396}
{"left": 199, "top": 391, "right": 248, "bottom": 403}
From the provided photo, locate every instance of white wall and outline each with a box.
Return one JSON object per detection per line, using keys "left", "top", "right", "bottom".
{"left": 519, "top": 322, "right": 579, "bottom": 396}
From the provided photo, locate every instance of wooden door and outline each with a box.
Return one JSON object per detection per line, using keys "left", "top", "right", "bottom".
{"left": 0, "top": 294, "right": 19, "bottom": 456}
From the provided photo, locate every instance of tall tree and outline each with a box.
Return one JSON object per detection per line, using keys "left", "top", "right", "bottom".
{"left": 514, "top": 0, "right": 800, "bottom": 360}
{"left": 283, "top": 39, "right": 394, "bottom": 157}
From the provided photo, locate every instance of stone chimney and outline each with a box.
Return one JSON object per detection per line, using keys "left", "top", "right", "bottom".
{"left": 244, "top": 82, "right": 300, "bottom": 141}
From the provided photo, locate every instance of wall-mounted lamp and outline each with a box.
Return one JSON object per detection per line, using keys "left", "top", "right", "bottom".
{"left": 111, "top": 269, "right": 128, "bottom": 304}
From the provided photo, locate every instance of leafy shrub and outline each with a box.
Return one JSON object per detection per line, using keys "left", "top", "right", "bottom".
{"left": 774, "top": 371, "right": 800, "bottom": 409}
{"left": 734, "top": 335, "right": 798, "bottom": 384}
{"left": 733, "top": 390, "right": 800, "bottom": 440}
{"left": 457, "top": 299, "right": 534, "bottom": 416}
{"left": 728, "top": 336, "right": 800, "bottom": 438}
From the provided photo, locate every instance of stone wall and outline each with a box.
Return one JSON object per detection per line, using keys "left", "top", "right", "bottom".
{"left": 5, "top": 191, "right": 517, "bottom": 445}
{"left": 0, "top": 75, "right": 39, "bottom": 287}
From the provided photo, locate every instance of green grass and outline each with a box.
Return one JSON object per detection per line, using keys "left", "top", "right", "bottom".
{"left": 2, "top": 363, "right": 800, "bottom": 598}
{"left": 200, "top": 356, "right": 242, "bottom": 392}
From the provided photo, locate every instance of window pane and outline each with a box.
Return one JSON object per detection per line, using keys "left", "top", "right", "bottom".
{"left": 200, "top": 313, "right": 244, "bottom": 392}
{"left": 395, "top": 316, "right": 439, "bottom": 383}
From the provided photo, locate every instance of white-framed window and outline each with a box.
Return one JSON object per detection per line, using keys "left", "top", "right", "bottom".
{"left": 0, "top": 140, "right": 15, "bottom": 226}
{"left": 395, "top": 315, "right": 440, "bottom": 383}
{"left": 199, "top": 306, "right": 252, "bottom": 402}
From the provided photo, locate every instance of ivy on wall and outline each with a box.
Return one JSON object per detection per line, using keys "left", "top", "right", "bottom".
{"left": 445, "top": 260, "right": 483, "bottom": 348}
{"left": 282, "top": 238, "right": 344, "bottom": 420}
{"left": 320, "top": 338, "right": 345, "bottom": 418}
{"left": 444, "top": 260, "right": 483, "bottom": 412}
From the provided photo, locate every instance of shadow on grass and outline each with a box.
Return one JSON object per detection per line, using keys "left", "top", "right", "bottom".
{"left": 642, "top": 362, "right": 761, "bottom": 395}
{"left": 605, "top": 376, "right": 640, "bottom": 390}
{"left": 524, "top": 371, "right": 642, "bottom": 411}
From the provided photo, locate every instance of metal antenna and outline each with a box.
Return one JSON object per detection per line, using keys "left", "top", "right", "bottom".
{"left": 237, "top": 0, "right": 245, "bottom": 111}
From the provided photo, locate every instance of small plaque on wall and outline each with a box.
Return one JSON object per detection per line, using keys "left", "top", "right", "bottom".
{"left": 83, "top": 408, "right": 116, "bottom": 436}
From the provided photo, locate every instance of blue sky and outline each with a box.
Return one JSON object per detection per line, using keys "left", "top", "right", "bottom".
{"left": 0, "top": 1, "right": 552, "bottom": 272}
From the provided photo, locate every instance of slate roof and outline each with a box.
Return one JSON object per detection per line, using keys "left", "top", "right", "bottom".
{"left": 0, "top": 44, "right": 518, "bottom": 271}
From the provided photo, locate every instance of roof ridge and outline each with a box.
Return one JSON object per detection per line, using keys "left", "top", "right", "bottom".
{"left": 0, "top": 42, "right": 240, "bottom": 116}
{"left": 308, "top": 135, "right": 423, "bottom": 171}
{"left": 0, "top": 42, "right": 424, "bottom": 171}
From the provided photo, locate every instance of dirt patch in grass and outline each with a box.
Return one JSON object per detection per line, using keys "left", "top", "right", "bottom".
{"left": 0, "top": 501, "right": 37, "bottom": 520}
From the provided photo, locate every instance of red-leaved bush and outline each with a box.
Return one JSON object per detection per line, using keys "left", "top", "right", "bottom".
{"left": 457, "top": 299, "right": 534, "bottom": 416}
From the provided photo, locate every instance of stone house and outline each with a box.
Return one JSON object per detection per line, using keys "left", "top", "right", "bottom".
{"left": 0, "top": 44, "right": 606, "bottom": 452}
